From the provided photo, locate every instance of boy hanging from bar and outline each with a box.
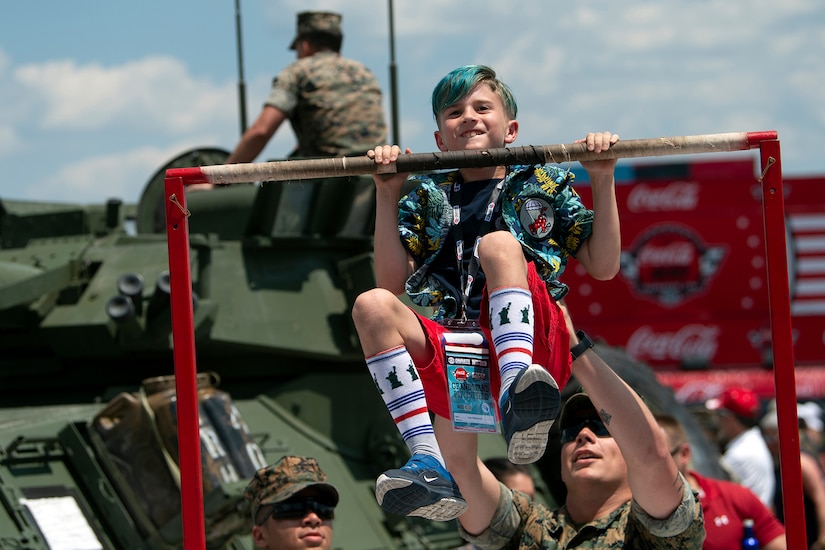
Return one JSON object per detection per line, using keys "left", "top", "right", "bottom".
{"left": 352, "top": 65, "right": 621, "bottom": 521}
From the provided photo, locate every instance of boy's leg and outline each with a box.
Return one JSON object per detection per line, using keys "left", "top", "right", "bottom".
{"left": 479, "top": 232, "right": 561, "bottom": 464}
{"left": 501, "top": 271, "right": 572, "bottom": 463}
{"left": 367, "top": 346, "right": 443, "bottom": 462}
{"left": 353, "top": 289, "right": 466, "bottom": 520}
{"left": 489, "top": 287, "right": 560, "bottom": 464}
{"left": 490, "top": 286, "right": 534, "bottom": 400}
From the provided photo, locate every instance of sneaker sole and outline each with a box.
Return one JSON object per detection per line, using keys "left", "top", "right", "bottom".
{"left": 506, "top": 365, "right": 560, "bottom": 464}
{"left": 375, "top": 474, "right": 468, "bottom": 521}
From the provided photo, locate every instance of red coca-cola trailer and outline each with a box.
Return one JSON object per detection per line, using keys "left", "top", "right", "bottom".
{"left": 565, "top": 157, "right": 825, "bottom": 402}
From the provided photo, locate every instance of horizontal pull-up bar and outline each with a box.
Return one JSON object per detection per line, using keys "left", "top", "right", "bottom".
{"left": 166, "top": 130, "right": 777, "bottom": 185}
{"left": 163, "top": 130, "right": 806, "bottom": 548}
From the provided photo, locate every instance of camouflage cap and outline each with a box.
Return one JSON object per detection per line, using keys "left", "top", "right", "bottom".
{"left": 289, "top": 11, "right": 343, "bottom": 49}
{"left": 243, "top": 456, "right": 339, "bottom": 522}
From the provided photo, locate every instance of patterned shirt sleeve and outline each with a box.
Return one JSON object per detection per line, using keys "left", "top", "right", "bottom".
{"left": 265, "top": 63, "right": 300, "bottom": 115}
{"left": 629, "top": 473, "right": 705, "bottom": 547}
{"left": 456, "top": 482, "right": 530, "bottom": 550}
{"left": 263, "top": 52, "right": 387, "bottom": 157}
{"left": 457, "top": 474, "right": 704, "bottom": 549}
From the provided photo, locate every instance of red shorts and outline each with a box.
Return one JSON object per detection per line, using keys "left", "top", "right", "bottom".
{"left": 412, "top": 263, "right": 571, "bottom": 419}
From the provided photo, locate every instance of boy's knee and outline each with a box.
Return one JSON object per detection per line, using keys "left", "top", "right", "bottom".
{"left": 478, "top": 231, "right": 520, "bottom": 258}
{"left": 352, "top": 288, "right": 395, "bottom": 322}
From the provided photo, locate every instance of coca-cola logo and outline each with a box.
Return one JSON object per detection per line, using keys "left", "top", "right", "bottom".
{"left": 672, "top": 381, "right": 728, "bottom": 405}
{"left": 637, "top": 241, "right": 695, "bottom": 268}
{"left": 454, "top": 367, "right": 467, "bottom": 381}
{"left": 620, "top": 225, "right": 726, "bottom": 306}
{"left": 627, "top": 182, "right": 700, "bottom": 213}
{"left": 627, "top": 325, "right": 720, "bottom": 363}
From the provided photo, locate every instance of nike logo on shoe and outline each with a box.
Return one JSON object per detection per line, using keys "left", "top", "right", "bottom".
{"left": 375, "top": 454, "right": 466, "bottom": 520}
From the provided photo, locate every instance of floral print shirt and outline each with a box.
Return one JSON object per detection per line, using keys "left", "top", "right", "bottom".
{"left": 398, "top": 164, "right": 593, "bottom": 319}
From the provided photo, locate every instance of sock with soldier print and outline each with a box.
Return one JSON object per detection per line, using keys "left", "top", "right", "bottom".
{"left": 489, "top": 286, "right": 534, "bottom": 405}
{"left": 367, "top": 346, "right": 444, "bottom": 467}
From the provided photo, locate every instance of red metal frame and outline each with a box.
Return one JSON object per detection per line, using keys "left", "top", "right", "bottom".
{"left": 759, "top": 139, "right": 806, "bottom": 548}
{"left": 163, "top": 134, "right": 804, "bottom": 548}
{"left": 163, "top": 176, "right": 206, "bottom": 549}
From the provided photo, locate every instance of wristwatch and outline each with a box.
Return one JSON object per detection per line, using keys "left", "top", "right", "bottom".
{"left": 570, "top": 330, "right": 594, "bottom": 361}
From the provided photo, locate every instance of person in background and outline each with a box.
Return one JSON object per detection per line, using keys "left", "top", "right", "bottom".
{"left": 798, "top": 401, "right": 825, "bottom": 472}
{"left": 656, "top": 413, "right": 786, "bottom": 549}
{"left": 192, "top": 11, "right": 387, "bottom": 237}
{"left": 227, "top": 11, "right": 386, "bottom": 164}
{"left": 243, "top": 455, "right": 338, "bottom": 550}
{"left": 705, "top": 387, "right": 775, "bottom": 506}
{"left": 482, "top": 457, "right": 536, "bottom": 499}
{"left": 761, "top": 402, "right": 825, "bottom": 550}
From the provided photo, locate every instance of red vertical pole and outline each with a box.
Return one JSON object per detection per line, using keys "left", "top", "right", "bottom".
{"left": 759, "top": 140, "right": 807, "bottom": 549}
{"left": 164, "top": 176, "right": 206, "bottom": 549}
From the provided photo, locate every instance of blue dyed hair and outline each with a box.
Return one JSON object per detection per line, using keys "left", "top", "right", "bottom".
{"left": 431, "top": 65, "right": 518, "bottom": 123}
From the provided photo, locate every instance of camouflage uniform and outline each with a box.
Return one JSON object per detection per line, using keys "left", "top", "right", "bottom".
{"left": 243, "top": 455, "right": 339, "bottom": 524}
{"left": 265, "top": 51, "right": 387, "bottom": 158}
{"left": 263, "top": 12, "right": 387, "bottom": 236}
{"left": 459, "top": 477, "right": 704, "bottom": 549}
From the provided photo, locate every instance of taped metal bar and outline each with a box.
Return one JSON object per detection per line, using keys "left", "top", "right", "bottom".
{"left": 166, "top": 131, "right": 777, "bottom": 185}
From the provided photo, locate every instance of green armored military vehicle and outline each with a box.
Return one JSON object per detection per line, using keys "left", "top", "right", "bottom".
{"left": 0, "top": 147, "right": 722, "bottom": 549}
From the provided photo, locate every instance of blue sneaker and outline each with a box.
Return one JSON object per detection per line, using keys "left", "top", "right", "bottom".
{"left": 375, "top": 454, "right": 467, "bottom": 521}
{"left": 500, "top": 364, "right": 560, "bottom": 464}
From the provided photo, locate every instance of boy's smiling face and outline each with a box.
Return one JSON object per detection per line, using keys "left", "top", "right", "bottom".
{"left": 434, "top": 83, "right": 518, "bottom": 153}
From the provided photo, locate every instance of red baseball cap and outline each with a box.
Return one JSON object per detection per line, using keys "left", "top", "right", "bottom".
{"left": 705, "top": 387, "right": 761, "bottom": 419}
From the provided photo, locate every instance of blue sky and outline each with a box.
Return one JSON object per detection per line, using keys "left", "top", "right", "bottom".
{"left": 1, "top": 0, "right": 823, "bottom": 205}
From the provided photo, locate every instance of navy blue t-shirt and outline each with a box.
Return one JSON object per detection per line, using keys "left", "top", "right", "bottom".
{"left": 428, "top": 178, "right": 506, "bottom": 319}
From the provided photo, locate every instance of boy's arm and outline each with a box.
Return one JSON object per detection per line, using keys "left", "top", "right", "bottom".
{"left": 573, "top": 132, "right": 621, "bottom": 281}
{"left": 570, "top": 333, "right": 684, "bottom": 519}
{"left": 370, "top": 145, "right": 416, "bottom": 294}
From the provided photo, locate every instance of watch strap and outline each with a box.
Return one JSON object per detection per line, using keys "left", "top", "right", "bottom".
{"left": 570, "top": 330, "right": 594, "bottom": 361}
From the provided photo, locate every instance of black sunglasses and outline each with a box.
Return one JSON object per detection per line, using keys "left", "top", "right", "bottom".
{"left": 260, "top": 498, "right": 335, "bottom": 523}
{"left": 560, "top": 417, "right": 611, "bottom": 444}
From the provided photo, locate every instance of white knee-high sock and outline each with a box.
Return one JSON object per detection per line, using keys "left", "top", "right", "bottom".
{"left": 489, "top": 287, "right": 534, "bottom": 404}
{"left": 367, "top": 346, "right": 444, "bottom": 467}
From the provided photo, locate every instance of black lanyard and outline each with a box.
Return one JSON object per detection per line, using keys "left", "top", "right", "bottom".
{"left": 449, "top": 176, "right": 505, "bottom": 320}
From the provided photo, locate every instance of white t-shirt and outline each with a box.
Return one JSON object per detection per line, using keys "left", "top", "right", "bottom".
{"left": 721, "top": 426, "right": 775, "bottom": 506}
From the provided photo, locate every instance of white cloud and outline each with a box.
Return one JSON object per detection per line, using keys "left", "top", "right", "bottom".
{"left": 0, "top": 125, "right": 19, "bottom": 155}
{"left": 2, "top": 0, "right": 824, "bottom": 207}
{"left": 22, "top": 140, "right": 223, "bottom": 204}
{"left": 13, "top": 56, "right": 237, "bottom": 134}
